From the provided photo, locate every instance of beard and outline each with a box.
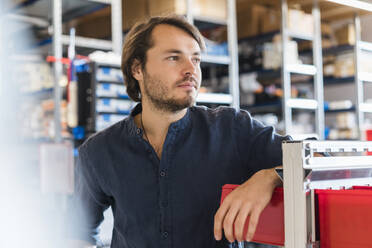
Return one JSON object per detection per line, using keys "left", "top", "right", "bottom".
{"left": 142, "top": 70, "right": 199, "bottom": 113}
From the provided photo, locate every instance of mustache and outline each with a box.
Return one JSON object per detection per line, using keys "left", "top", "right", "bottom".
{"left": 176, "top": 76, "right": 199, "bottom": 86}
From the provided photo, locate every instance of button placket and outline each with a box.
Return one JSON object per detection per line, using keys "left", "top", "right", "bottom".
{"left": 160, "top": 170, "right": 166, "bottom": 177}
{"left": 162, "top": 231, "right": 169, "bottom": 239}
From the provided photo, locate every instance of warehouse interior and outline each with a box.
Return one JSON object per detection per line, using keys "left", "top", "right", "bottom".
{"left": 1, "top": 0, "right": 372, "bottom": 247}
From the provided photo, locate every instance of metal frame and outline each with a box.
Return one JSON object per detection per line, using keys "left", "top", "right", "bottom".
{"left": 281, "top": 0, "right": 325, "bottom": 139}
{"left": 51, "top": 0, "right": 122, "bottom": 143}
{"left": 282, "top": 140, "right": 372, "bottom": 248}
{"left": 354, "top": 14, "right": 372, "bottom": 138}
{"left": 53, "top": 0, "right": 63, "bottom": 143}
{"left": 186, "top": 0, "right": 240, "bottom": 109}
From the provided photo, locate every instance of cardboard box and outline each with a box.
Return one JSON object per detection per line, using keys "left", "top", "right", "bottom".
{"left": 335, "top": 24, "right": 355, "bottom": 45}
{"left": 71, "top": 0, "right": 148, "bottom": 39}
{"left": 261, "top": 8, "right": 315, "bottom": 36}
{"left": 236, "top": 3, "right": 266, "bottom": 38}
{"left": 288, "top": 9, "right": 314, "bottom": 37}
{"left": 263, "top": 40, "right": 300, "bottom": 70}
{"left": 334, "top": 52, "right": 354, "bottom": 78}
{"left": 262, "top": 8, "right": 280, "bottom": 34}
{"left": 148, "top": 0, "right": 226, "bottom": 21}
{"left": 321, "top": 23, "right": 333, "bottom": 37}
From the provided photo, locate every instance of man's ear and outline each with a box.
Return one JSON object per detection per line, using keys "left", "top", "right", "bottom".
{"left": 131, "top": 59, "right": 143, "bottom": 82}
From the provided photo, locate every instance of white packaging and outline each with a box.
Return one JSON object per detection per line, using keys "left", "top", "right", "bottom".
{"left": 96, "top": 114, "right": 126, "bottom": 131}
{"left": 263, "top": 40, "right": 301, "bottom": 70}
{"left": 96, "top": 83, "right": 127, "bottom": 98}
{"left": 96, "top": 67, "right": 124, "bottom": 83}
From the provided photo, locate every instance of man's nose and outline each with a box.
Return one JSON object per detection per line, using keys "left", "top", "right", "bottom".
{"left": 182, "top": 58, "right": 197, "bottom": 76}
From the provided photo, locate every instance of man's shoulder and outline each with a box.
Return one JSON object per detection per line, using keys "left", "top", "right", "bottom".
{"left": 79, "top": 117, "right": 129, "bottom": 154}
{"left": 191, "top": 105, "right": 251, "bottom": 121}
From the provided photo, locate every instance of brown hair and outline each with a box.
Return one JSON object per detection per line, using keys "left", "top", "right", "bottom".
{"left": 121, "top": 15, "right": 206, "bottom": 102}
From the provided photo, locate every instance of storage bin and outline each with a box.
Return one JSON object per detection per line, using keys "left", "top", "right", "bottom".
{"left": 220, "top": 184, "right": 284, "bottom": 246}
{"left": 316, "top": 187, "right": 372, "bottom": 248}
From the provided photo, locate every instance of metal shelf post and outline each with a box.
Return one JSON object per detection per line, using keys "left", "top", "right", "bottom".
{"left": 227, "top": 0, "right": 240, "bottom": 110}
{"left": 354, "top": 14, "right": 364, "bottom": 139}
{"left": 313, "top": 1, "right": 325, "bottom": 140}
{"left": 281, "top": 0, "right": 292, "bottom": 135}
{"left": 53, "top": 0, "right": 63, "bottom": 143}
{"left": 111, "top": 0, "right": 123, "bottom": 54}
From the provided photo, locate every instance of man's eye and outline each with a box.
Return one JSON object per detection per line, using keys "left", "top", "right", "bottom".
{"left": 193, "top": 57, "right": 201, "bottom": 64}
{"left": 167, "top": 56, "right": 178, "bottom": 61}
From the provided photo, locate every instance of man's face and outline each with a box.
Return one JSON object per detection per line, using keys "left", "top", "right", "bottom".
{"left": 138, "top": 24, "right": 202, "bottom": 112}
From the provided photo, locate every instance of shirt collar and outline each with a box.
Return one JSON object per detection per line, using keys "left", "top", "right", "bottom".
{"left": 125, "top": 103, "right": 192, "bottom": 137}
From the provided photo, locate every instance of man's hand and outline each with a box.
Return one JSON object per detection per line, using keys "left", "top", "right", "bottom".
{"left": 214, "top": 168, "right": 282, "bottom": 243}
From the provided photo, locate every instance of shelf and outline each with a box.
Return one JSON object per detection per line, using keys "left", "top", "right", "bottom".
{"left": 286, "top": 64, "right": 317, "bottom": 76}
{"left": 201, "top": 54, "right": 230, "bottom": 65}
{"left": 239, "top": 31, "right": 279, "bottom": 44}
{"left": 61, "top": 35, "right": 112, "bottom": 50}
{"left": 300, "top": 44, "right": 354, "bottom": 56}
{"left": 242, "top": 101, "right": 282, "bottom": 114}
{"left": 360, "top": 103, "right": 372, "bottom": 113}
{"left": 193, "top": 16, "right": 227, "bottom": 30}
{"left": 14, "top": 0, "right": 108, "bottom": 23}
{"left": 359, "top": 41, "right": 372, "bottom": 53}
{"left": 97, "top": 111, "right": 131, "bottom": 115}
{"left": 287, "top": 31, "right": 313, "bottom": 41}
{"left": 286, "top": 98, "right": 318, "bottom": 110}
{"left": 324, "top": 76, "right": 354, "bottom": 85}
{"left": 97, "top": 62, "right": 121, "bottom": 69}
{"left": 96, "top": 95, "right": 129, "bottom": 100}
{"left": 359, "top": 72, "right": 372, "bottom": 83}
{"left": 196, "top": 93, "right": 232, "bottom": 104}
{"left": 325, "top": 107, "right": 356, "bottom": 113}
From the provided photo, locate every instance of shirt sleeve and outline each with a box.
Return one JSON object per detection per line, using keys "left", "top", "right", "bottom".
{"left": 234, "top": 109, "right": 291, "bottom": 173}
{"left": 68, "top": 146, "right": 111, "bottom": 245}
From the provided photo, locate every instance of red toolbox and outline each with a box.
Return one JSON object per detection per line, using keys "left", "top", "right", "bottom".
{"left": 221, "top": 185, "right": 372, "bottom": 247}
{"left": 316, "top": 187, "right": 372, "bottom": 248}
{"left": 220, "top": 184, "right": 284, "bottom": 246}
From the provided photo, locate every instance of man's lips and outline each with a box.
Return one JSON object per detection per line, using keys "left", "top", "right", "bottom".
{"left": 177, "top": 78, "right": 198, "bottom": 89}
{"left": 177, "top": 82, "right": 196, "bottom": 88}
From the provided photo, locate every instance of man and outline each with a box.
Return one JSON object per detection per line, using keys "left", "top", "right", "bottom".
{"left": 72, "top": 15, "right": 288, "bottom": 248}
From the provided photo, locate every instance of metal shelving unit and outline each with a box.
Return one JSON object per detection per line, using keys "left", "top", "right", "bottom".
{"left": 187, "top": 0, "right": 240, "bottom": 109}
{"left": 13, "top": 0, "right": 123, "bottom": 142}
{"left": 77, "top": 61, "right": 133, "bottom": 133}
{"left": 281, "top": 0, "right": 325, "bottom": 140}
{"left": 282, "top": 140, "right": 372, "bottom": 247}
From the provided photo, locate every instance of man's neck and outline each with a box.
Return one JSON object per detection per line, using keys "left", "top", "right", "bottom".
{"left": 141, "top": 99, "right": 187, "bottom": 137}
{"left": 135, "top": 99, "right": 188, "bottom": 159}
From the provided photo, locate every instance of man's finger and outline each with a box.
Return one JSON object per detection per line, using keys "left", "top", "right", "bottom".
{"left": 233, "top": 203, "right": 251, "bottom": 242}
{"left": 222, "top": 203, "right": 241, "bottom": 243}
{"left": 214, "top": 201, "right": 230, "bottom": 241}
{"left": 245, "top": 207, "right": 262, "bottom": 241}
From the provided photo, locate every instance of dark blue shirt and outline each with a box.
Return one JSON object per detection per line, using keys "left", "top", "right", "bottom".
{"left": 73, "top": 104, "right": 288, "bottom": 248}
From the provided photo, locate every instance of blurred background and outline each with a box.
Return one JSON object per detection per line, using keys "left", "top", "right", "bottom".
{"left": 1, "top": 0, "right": 372, "bottom": 247}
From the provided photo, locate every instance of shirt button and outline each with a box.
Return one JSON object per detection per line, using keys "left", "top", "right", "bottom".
{"left": 162, "top": 231, "right": 169, "bottom": 239}
{"left": 160, "top": 171, "right": 166, "bottom": 177}
{"left": 136, "top": 129, "right": 141, "bottom": 135}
